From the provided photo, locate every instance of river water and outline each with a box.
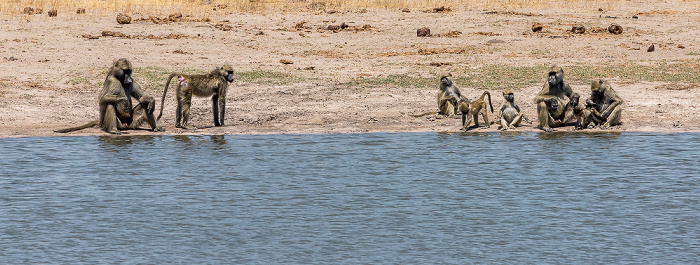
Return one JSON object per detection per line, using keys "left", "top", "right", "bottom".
{"left": 0, "top": 132, "right": 698, "bottom": 264}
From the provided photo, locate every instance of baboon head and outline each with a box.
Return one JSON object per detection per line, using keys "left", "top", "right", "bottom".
{"left": 503, "top": 90, "right": 514, "bottom": 102}
{"left": 591, "top": 79, "right": 610, "bottom": 95}
{"left": 548, "top": 97, "right": 560, "bottom": 111}
{"left": 547, "top": 66, "right": 564, "bottom": 87}
{"left": 439, "top": 73, "right": 452, "bottom": 87}
{"left": 220, "top": 64, "right": 235, "bottom": 82}
{"left": 113, "top": 58, "right": 133, "bottom": 85}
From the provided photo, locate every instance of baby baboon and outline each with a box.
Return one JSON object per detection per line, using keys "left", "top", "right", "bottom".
{"left": 459, "top": 91, "right": 493, "bottom": 130}
{"left": 157, "top": 65, "right": 234, "bottom": 129}
{"left": 410, "top": 73, "right": 469, "bottom": 118}
{"left": 533, "top": 66, "right": 580, "bottom": 132}
{"left": 496, "top": 90, "right": 529, "bottom": 130}
{"left": 574, "top": 105, "right": 605, "bottom": 130}
{"left": 586, "top": 79, "right": 623, "bottom": 129}
{"left": 55, "top": 58, "right": 161, "bottom": 134}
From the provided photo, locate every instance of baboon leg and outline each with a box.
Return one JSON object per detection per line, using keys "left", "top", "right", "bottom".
{"left": 601, "top": 105, "right": 622, "bottom": 129}
{"left": 461, "top": 113, "right": 467, "bottom": 129}
{"left": 212, "top": 95, "right": 221, "bottom": 127}
{"left": 175, "top": 101, "right": 183, "bottom": 128}
{"left": 510, "top": 113, "right": 523, "bottom": 127}
{"left": 500, "top": 117, "right": 510, "bottom": 130}
{"left": 101, "top": 104, "right": 121, "bottom": 134}
{"left": 537, "top": 101, "right": 554, "bottom": 132}
{"left": 472, "top": 113, "right": 480, "bottom": 128}
{"left": 176, "top": 88, "right": 194, "bottom": 129}
{"left": 439, "top": 96, "right": 455, "bottom": 117}
{"left": 462, "top": 115, "right": 473, "bottom": 130}
{"left": 218, "top": 97, "right": 225, "bottom": 126}
{"left": 482, "top": 110, "right": 490, "bottom": 128}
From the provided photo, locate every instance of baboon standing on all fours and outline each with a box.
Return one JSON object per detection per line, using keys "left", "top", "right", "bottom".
{"left": 586, "top": 79, "right": 623, "bottom": 129}
{"left": 55, "top": 58, "right": 161, "bottom": 134}
{"left": 496, "top": 90, "right": 528, "bottom": 130}
{"left": 533, "top": 66, "right": 580, "bottom": 132}
{"left": 459, "top": 91, "right": 493, "bottom": 130}
{"left": 157, "top": 65, "right": 234, "bottom": 129}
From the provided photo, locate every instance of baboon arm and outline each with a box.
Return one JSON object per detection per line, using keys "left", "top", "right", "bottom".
{"left": 564, "top": 84, "right": 580, "bottom": 101}
{"left": 100, "top": 94, "right": 126, "bottom": 105}
{"left": 129, "top": 82, "right": 146, "bottom": 100}
{"left": 533, "top": 83, "right": 552, "bottom": 103}
{"left": 601, "top": 97, "right": 623, "bottom": 118}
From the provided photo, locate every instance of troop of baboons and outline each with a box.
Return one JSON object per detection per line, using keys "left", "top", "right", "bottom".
{"left": 56, "top": 58, "right": 623, "bottom": 134}
{"left": 431, "top": 65, "right": 623, "bottom": 132}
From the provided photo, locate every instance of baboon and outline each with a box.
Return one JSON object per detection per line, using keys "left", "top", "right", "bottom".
{"left": 496, "top": 90, "right": 529, "bottom": 130}
{"left": 55, "top": 58, "right": 161, "bottom": 134}
{"left": 586, "top": 79, "right": 623, "bottom": 129}
{"left": 157, "top": 65, "right": 234, "bottom": 129}
{"left": 438, "top": 73, "right": 470, "bottom": 117}
{"left": 574, "top": 105, "right": 605, "bottom": 130}
{"left": 533, "top": 66, "right": 580, "bottom": 132}
{"left": 459, "top": 91, "right": 493, "bottom": 130}
{"left": 410, "top": 73, "right": 469, "bottom": 118}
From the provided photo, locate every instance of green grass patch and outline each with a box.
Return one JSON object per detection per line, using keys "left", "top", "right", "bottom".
{"left": 346, "top": 60, "right": 700, "bottom": 91}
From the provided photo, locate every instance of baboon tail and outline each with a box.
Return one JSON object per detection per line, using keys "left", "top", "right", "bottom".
{"left": 157, "top": 73, "right": 179, "bottom": 121}
{"left": 409, "top": 111, "right": 438, "bottom": 117}
{"left": 483, "top": 91, "right": 494, "bottom": 113}
{"left": 54, "top": 121, "right": 99, "bottom": 133}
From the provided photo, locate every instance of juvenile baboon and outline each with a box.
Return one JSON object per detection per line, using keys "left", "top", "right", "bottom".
{"left": 574, "top": 105, "right": 605, "bottom": 130}
{"left": 533, "top": 66, "right": 580, "bottom": 132}
{"left": 496, "top": 90, "right": 529, "bottom": 130}
{"left": 459, "top": 91, "right": 493, "bottom": 130}
{"left": 157, "top": 65, "right": 234, "bottom": 129}
{"left": 410, "top": 73, "right": 469, "bottom": 118}
{"left": 56, "top": 59, "right": 161, "bottom": 134}
{"left": 586, "top": 79, "right": 623, "bottom": 129}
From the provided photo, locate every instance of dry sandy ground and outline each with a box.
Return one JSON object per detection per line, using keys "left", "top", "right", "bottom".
{"left": 1, "top": 3, "right": 699, "bottom": 138}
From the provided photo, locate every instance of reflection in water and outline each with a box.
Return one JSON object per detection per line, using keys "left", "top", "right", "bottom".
{"left": 0, "top": 132, "right": 698, "bottom": 264}
{"left": 535, "top": 131, "right": 622, "bottom": 140}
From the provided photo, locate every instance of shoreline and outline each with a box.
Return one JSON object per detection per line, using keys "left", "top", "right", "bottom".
{"left": 1, "top": 7, "right": 699, "bottom": 138}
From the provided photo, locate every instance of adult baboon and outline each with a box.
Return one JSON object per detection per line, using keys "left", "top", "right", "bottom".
{"left": 458, "top": 91, "right": 493, "bottom": 130}
{"left": 574, "top": 105, "right": 605, "bottom": 130}
{"left": 496, "top": 90, "right": 529, "bottom": 130}
{"left": 533, "top": 66, "right": 580, "bottom": 132}
{"left": 585, "top": 79, "right": 623, "bottom": 129}
{"left": 157, "top": 65, "right": 234, "bottom": 129}
{"left": 410, "top": 73, "right": 469, "bottom": 118}
{"left": 55, "top": 58, "right": 161, "bottom": 134}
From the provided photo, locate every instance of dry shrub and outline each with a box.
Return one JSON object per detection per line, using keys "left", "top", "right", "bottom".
{"left": 432, "top": 31, "right": 462, "bottom": 37}
{"left": 101, "top": 30, "right": 190, "bottom": 40}
{"left": 429, "top": 62, "right": 452, "bottom": 67}
{"left": 571, "top": 24, "right": 586, "bottom": 34}
{"left": 323, "top": 22, "right": 372, "bottom": 32}
{"left": 475, "top": 31, "right": 501, "bottom": 36}
{"left": 47, "top": 9, "right": 57, "bottom": 17}
{"left": 137, "top": 14, "right": 211, "bottom": 24}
